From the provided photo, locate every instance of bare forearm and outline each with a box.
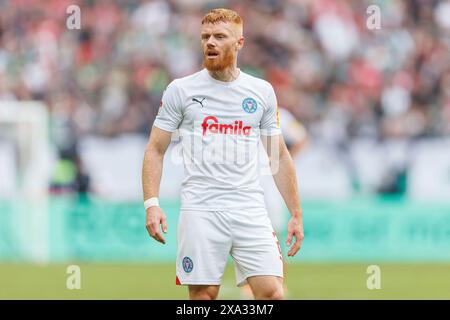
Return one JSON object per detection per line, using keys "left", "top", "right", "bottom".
{"left": 142, "top": 146, "right": 164, "bottom": 201}
{"left": 272, "top": 152, "right": 302, "bottom": 219}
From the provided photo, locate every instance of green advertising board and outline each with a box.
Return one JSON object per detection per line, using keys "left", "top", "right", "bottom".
{"left": 0, "top": 202, "right": 21, "bottom": 260}
{"left": 1, "top": 195, "right": 450, "bottom": 262}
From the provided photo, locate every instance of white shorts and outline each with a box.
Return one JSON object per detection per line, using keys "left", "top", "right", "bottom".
{"left": 175, "top": 208, "right": 283, "bottom": 287}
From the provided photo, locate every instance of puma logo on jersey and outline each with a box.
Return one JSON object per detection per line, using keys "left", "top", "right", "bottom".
{"left": 201, "top": 116, "right": 252, "bottom": 136}
{"left": 192, "top": 97, "right": 206, "bottom": 108}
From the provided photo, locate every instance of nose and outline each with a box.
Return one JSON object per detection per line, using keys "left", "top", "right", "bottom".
{"left": 206, "top": 36, "right": 216, "bottom": 48}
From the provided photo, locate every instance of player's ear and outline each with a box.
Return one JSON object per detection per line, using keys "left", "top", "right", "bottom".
{"left": 236, "top": 37, "right": 244, "bottom": 51}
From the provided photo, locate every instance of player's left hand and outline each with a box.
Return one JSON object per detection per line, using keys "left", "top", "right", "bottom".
{"left": 286, "top": 215, "right": 304, "bottom": 257}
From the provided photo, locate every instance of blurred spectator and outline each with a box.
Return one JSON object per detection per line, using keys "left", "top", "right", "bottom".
{"left": 1, "top": 0, "right": 449, "bottom": 195}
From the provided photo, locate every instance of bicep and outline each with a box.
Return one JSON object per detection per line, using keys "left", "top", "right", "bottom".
{"left": 261, "top": 133, "right": 287, "bottom": 160}
{"left": 147, "top": 126, "right": 173, "bottom": 155}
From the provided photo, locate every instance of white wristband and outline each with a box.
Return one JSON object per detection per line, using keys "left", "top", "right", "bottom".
{"left": 144, "top": 197, "right": 159, "bottom": 210}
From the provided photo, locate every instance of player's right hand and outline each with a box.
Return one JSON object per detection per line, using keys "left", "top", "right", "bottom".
{"left": 145, "top": 206, "right": 168, "bottom": 244}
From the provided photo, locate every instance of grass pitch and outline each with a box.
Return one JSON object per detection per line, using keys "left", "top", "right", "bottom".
{"left": 1, "top": 263, "right": 449, "bottom": 299}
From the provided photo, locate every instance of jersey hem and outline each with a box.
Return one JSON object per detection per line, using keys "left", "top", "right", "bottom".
{"left": 260, "top": 130, "right": 282, "bottom": 136}
{"left": 153, "top": 122, "right": 177, "bottom": 133}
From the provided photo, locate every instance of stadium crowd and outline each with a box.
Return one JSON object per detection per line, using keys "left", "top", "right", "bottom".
{"left": 1, "top": 0, "right": 449, "bottom": 186}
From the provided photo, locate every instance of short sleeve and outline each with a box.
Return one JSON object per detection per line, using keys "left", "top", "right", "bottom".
{"left": 260, "top": 84, "right": 282, "bottom": 136}
{"left": 153, "top": 81, "right": 183, "bottom": 132}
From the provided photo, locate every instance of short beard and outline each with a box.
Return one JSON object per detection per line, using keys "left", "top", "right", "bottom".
{"left": 203, "top": 47, "right": 235, "bottom": 71}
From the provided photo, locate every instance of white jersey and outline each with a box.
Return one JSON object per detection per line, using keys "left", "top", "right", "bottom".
{"left": 153, "top": 68, "right": 281, "bottom": 211}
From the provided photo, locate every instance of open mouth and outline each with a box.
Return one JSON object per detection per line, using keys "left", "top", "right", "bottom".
{"left": 207, "top": 52, "right": 219, "bottom": 58}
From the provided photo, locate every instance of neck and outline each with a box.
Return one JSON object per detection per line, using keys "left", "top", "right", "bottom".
{"left": 208, "top": 64, "right": 240, "bottom": 82}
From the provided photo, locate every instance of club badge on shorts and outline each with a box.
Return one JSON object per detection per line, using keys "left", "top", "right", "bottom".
{"left": 182, "top": 256, "right": 193, "bottom": 273}
{"left": 242, "top": 97, "right": 257, "bottom": 114}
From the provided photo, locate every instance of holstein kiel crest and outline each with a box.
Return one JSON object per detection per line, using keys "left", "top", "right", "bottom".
{"left": 182, "top": 256, "right": 193, "bottom": 273}
{"left": 242, "top": 97, "right": 257, "bottom": 113}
